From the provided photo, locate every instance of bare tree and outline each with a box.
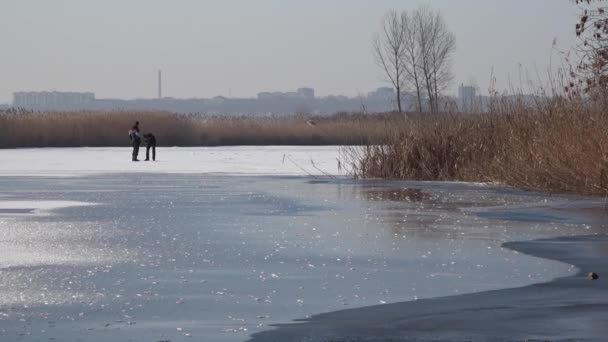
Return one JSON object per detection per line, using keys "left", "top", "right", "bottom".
{"left": 374, "top": 7, "right": 455, "bottom": 113}
{"left": 567, "top": 0, "right": 608, "bottom": 97}
{"left": 430, "top": 12, "right": 456, "bottom": 109}
{"left": 414, "top": 7, "right": 456, "bottom": 113}
{"left": 401, "top": 12, "right": 424, "bottom": 112}
{"left": 373, "top": 10, "right": 407, "bottom": 113}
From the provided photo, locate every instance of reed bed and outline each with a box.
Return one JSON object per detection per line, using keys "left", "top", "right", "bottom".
{"left": 351, "top": 98, "right": 608, "bottom": 196}
{"left": 0, "top": 111, "right": 389, "bottom": 148}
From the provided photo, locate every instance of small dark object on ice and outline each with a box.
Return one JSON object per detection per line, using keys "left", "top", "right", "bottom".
{"left": 587, "top": 272, "right": 599, "bottom": 280}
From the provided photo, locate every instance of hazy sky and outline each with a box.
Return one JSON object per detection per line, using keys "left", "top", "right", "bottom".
{"left": 0, "top": 0, "right": 580, "bottom": 103}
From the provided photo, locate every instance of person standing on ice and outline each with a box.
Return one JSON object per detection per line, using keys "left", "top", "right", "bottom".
{"left": 128, "top": 121, "right": 142, "bottom": 162}
{"left": 143, "top": 133, "right": 156, "bottom": 161}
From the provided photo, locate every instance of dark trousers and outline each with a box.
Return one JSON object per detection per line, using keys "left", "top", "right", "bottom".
{"left": 132, "top": 142, "right": 140, "bottom": 161}
{"left": 146, "top": 144, "right": 156, "bottom": 161}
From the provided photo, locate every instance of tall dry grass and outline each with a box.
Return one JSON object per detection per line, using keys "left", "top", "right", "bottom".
{"left": 0, "top": 111, "right": 390, "bottom": 148}
{"left": 351, "top": 98, "right": 608, "bottom": 196}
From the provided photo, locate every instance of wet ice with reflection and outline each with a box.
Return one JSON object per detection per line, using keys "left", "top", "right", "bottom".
{"left": 0, "top": 201, "right": 131, "bottom": 310}
{"left": 0, "top": 175, "right": 599, "bottom": 342}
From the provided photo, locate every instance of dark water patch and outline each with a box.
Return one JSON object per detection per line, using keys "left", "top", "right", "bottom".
{"left": 364, "top": 188, "right": 433, "bottom": 203}
{"left": 307, "top": 180, "right": 331, "bottom": 184}
{"left": 478, "top": 209, "right": 571, "bottom": 224}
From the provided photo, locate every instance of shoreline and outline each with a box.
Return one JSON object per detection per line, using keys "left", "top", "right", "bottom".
{"left": 247, "top": 235, "right": 608, "bottom": 341}
{"left": 0, "top": 145, "right": 605, "bottom": 199}
{"left": 0, "top": 146, "right": 604, "bottom": 198}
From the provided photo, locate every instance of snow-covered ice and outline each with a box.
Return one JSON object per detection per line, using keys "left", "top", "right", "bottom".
{"left": 0, "top": 146, "right": 347, "bottom": 177}
{"left": 0, "top": 200, "right": 95, "bottom": 212}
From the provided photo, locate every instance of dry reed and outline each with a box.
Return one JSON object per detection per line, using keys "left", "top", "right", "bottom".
{"left": 352, "top": 98, "right": 608, "bottom": 196}
{"left": 0, "top": 111, "right": 388, "bottom": 148}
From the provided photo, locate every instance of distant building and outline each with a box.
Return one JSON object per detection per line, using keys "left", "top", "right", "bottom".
{"left": 457, "top": 84, "right": 477, "bottom": 111}
{"left": 458, "top": 85, "right": 476, "bottom": 103}
{"left": 13, "top": 91, "right": 95, "bottom": 110}
{"left": 257, "top": 87, "right": 315, "bottom": 101}
{"left": 296, "top": 87, "right": 315, "bottom": 99}
{"left": 208, "top": 96, "right": 227, "bottom": 105}
{"left": 257, "top": 92, "right": 273, "bottom": 100}
{"left": 368, "top": 87, "right": 395, "bottom": 99}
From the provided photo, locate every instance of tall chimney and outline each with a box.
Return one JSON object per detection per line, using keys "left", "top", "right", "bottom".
{"left": 158, "top": 69, "right": 162, "bottom": 99}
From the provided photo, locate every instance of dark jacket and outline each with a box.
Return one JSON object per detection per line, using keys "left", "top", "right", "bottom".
{"left": 143, "top": 133, "right": 156, "bottom": 146}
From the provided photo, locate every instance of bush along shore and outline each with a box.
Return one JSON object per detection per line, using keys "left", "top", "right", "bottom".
{"left": 351, "top": 98, "right": 608, "bottom": 196}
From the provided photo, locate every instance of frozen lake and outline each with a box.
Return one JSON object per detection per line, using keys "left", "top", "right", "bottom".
{"left": 0, "top": 146, "right": 347, "bottom": 177}
{"left": 0, "top": 148, "right": 600, "bottom": 341}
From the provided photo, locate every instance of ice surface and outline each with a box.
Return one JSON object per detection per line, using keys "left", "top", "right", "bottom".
{"left": 0, "top": 146, "right": 346, "bottom": 177}
{"left": 0, "top": 174, "right": 593, "bottom": 342}
{"left": 0, "top": 200, "right": 95, "bottom": 214}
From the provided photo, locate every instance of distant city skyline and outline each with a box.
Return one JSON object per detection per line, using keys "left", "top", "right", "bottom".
{"left": 9, "top": 84, "right": 413, "bottom": 102}
{"left": 1, "top": 0, "right": 580, "bottom": 104}
{"left": 4, "top": 85, "right": 496, "bottom": 115}
{"left": 7, "top": 86, "right": 399, "bottom": 114}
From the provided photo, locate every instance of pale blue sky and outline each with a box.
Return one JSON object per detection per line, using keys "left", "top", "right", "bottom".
{"left": 0, "top": 0, "right": 579, "bottom": 103}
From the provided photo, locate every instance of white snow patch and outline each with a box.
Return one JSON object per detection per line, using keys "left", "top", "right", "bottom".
{"left": 0, "top": 201, "right": 96, "bottom": 215}
{"left": 0, "top": 201, "right": 96, "bottom": 210}
{"left": 0, "top": 146, "right": 347, "bottom": 177}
